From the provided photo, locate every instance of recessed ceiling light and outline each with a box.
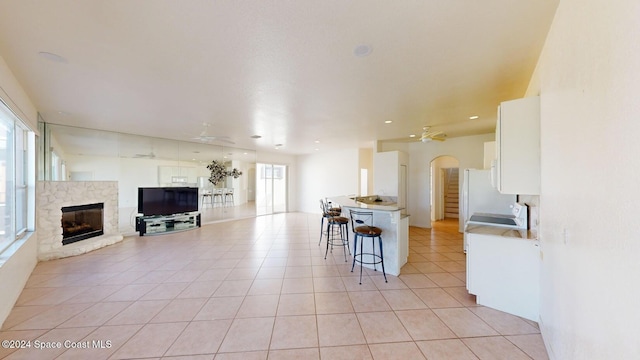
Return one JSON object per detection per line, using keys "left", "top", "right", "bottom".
{"left": 250, "top": 135, "right": 262, "bottom": 139}
{"left": 243, "top": 152, "right": 248, "bottom": 155}
{"left": 354, "top": 44, "right": 373, "bottom": 57}
{"left": 469, "top": 115, "right": 479, "bottom": 120}
{"left": 315, "top": 148, "right": 320, "bottom": 151}
{"left": 409, "top": 134, "right": 416, "bottom": 138}
{"left": 385, "top": 120, "right": 393, "bottom": 124}
{"left": 38, "top": 51, "right": 67, "bottom": 63}
{"left": 314, "top": 140, "right": 320, "bottom": 144}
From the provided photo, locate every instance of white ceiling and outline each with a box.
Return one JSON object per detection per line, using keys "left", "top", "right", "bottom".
{"left": 0, "top": 1, "right": 559, "bottom": 155}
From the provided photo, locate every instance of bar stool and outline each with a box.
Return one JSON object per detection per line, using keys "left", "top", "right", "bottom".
{"left": 349, "top": 210, "right": 387, "bottom": 284}
{"left": 212, "top": 188, "right": 224, "bottom": 206}
{"left": 201, "top": 189, "right": 213, "bottom": 208}
{"left": 224, "top": 188, "right": 234, "bottom": 205}
{"left": 318, "top": 199, "right": 341, "bottom": 245}
{"left": 324, "top": 212, "right": 350, "bottom": 262}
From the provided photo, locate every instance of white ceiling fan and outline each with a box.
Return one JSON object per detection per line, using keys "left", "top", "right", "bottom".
{"left": 420, "top": 126, "right": 447, "bottom": 143}
{"left": 190, "top": 122, "right": 235, "bottom": 144}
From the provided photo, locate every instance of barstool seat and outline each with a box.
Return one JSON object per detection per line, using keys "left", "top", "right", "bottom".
{"left": 325, "top": 215, "right": 350, "bottom": 262}
{"left": 349, "top": 210, "right": 387, "bottom": 284}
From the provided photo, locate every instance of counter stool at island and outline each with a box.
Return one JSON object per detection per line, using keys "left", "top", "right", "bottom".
{"left": 319, "top": 200, "right": 350, "bottom": 262}
{"left": 318, "top": 199, "right": 341, "bottom": 245}
{"left": 349, "top": 210, "right": 388, "bottom": 284}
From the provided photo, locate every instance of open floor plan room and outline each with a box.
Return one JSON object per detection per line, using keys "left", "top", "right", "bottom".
{"left": 0, "top": 215, "right": 547, "bottom": 359}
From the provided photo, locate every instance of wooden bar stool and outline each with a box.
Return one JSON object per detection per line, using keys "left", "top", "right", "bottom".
{"left": 349, "top": 210, "right": 387, "bottom": 284}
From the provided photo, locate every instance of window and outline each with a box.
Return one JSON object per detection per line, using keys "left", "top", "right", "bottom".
{"left": 0, "top": 100, "right": 33, "bottom": 254}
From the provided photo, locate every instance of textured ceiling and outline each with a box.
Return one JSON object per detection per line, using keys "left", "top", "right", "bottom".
{"left": 0, "top": 0, "right": 559, "bottom": 154}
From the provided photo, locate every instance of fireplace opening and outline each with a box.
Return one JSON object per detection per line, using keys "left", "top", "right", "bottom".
{"left": 61, "top": 203, "right": 104, "bottom": 245}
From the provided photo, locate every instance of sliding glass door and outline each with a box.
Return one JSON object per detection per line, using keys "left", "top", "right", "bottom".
{"left": 256, "top": 163, "right": 287, "bottom": 215}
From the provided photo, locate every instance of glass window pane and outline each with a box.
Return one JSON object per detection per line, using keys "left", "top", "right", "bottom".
{"left": 0, "top": 111, "right": 15, "bottom": 252}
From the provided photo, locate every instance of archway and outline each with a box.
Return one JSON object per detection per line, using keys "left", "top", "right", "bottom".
{"left": 430, "top": 155, "right": 460, "bottom": 222}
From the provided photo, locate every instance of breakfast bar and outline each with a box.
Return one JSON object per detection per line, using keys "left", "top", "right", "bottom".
{"left": 328, "top": 196, "right": 409, "bottom": 276}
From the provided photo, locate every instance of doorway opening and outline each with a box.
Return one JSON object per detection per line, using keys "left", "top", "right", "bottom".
{"left": 256, "top": 163, "right": 287, "bottom": 215}
{"left": 430, "top": 156, "right": 460, "bottom": 222}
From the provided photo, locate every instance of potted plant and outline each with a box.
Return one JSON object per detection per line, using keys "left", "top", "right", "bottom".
{"left": 206, "top": 160, "right": 242, "bottom": 186}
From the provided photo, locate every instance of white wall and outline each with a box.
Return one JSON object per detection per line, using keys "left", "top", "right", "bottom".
{"left": 386, "top": 133, "right": 494, "bottom": 228}
{"left": 528, "top": 1, "right": 640, "bottom": 358}
{"left": 0, "top": 56, "right": 38, "bottom": 328}
{"left": 296, "top": 149, "right": 359, "bottom": 214}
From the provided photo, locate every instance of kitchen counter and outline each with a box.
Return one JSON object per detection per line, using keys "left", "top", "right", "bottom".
{"left": 328, "top": 196, "right": 409, "bottom": 276}
{"left": 465, "top": 223, "right": 537, "bottom": 240}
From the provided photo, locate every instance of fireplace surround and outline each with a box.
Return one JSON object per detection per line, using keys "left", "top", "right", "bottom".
{"left": 37, "top": 181, "right": 123, "bottom": 260}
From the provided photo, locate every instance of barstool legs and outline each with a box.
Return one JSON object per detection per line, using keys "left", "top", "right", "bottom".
{"left": 350, "top": 234, "right": 387, "bottom": 284}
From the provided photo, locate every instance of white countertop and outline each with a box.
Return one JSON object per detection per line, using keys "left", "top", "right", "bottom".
{"left": 328, "top": 196, "right": 405, "bottom": 212}
{"left": 465, "top": 223, "right": 537, "bottom": 240}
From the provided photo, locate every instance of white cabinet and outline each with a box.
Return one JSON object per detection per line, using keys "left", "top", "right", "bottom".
{"left": 496, "top": 96, "right": 540, "bottom": 194}
{"left": 466, "top": 232, "right": 540, "bottom": 321}
{"left": 483, "top": 141, "right": 496, "bottom": 170}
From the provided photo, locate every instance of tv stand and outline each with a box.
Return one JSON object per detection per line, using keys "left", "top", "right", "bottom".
{"left": 136, "top": 212, "right": 201, "bottom": 236}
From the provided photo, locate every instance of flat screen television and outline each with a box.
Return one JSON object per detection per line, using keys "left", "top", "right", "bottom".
{"left": 138, "top": 187, "right": 199, "bottom": 216}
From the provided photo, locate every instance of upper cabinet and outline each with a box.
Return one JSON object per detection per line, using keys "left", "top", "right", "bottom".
{"left": 496, "top": 96, "right": 540, "bottom": 195}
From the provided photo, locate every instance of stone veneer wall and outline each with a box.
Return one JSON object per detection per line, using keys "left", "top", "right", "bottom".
{"left": 36, "top": 181, "right": 123, "bottom": 260}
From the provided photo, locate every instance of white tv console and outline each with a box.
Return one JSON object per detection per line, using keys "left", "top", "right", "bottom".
{"left": 136, "top": 212, "right": 201, "bottom": 236}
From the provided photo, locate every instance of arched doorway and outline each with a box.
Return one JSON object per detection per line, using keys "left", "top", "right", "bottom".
{"left": 430, "top": 156, "right": 460, "bottom": 222}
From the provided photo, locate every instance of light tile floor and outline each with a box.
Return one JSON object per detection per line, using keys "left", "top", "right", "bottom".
{"left": 0, "top": 214, "right": 548, "bottom": 359}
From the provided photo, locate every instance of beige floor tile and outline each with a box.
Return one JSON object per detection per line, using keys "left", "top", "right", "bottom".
{"left": 281, "top": 277, "right": 314, "bottom": 294}
{"left": 348, "top": 291, "right": 390, "bottom": 312}
{"left": 58, "top": 301, "right": 131, "bottom": 327}
{"left": 315, "top": 292, "right": 353, "bottom": 314}
{"left": 248, "top": 278, "right": 283, "bottom": 295}
{"left": 0, "top": 329, "right": 48, "bottom": 359}
{"left": 140, "top": 282, "right": 189, "bottom": 300}
{"left": 164, "top": 319, "right": 232, "bottom": 356}
{"left": 132, "top": 270, "right": 177, "bottom": 284}
{"left": 313, "top": 277, "right": 346, "bottom": 292}
{"left": 1, "top": 305, "right": 51, "bottom": 330}
{"left": 226, "top": 267, "right": 260, "bottom": 280}
{"left": 317, "top": 313, "right": 366, "bottom": 347}
{"left": 63, "top": 285, "right": 124, "bottom": 304}
{"left": 56, "top": 324, "right": 142, "bottom": 360}
{"left": 213, "top": 280, "right": 253, "bottom": 297}
{"left": 369, "top": 342, "right": 427, "bottom": 360}
{"left": 150, "top": 298, "right": 207, "bottom": 323}
{"left": 432, "top": 308, "right": 499, "bottom": 338}
{"left": 319, "top": 344, "right": 372, "bottom": 360}
{"left": 356, "top": 311, "right": 412, "bottom": 344}
{"left": 277, "top": 293, "right": 316, "bottom": 316}
{"left": 103, "top": 283, "right": 158, "bottom": 302}
{"left": 442, "top": 287, "right": 478, "bottom": 307}
{"left": 219, "top": 317, "right": 275, "bottom": 352}
{"left": 11, "top": 303, "right": 93, "bottom": 330}
{"left": 506, "top": 334, "right": 550, "bottom": 360}
{"left": 110, "top": 322, "right": 188, "bottom": 359}
{"left": 426, "top": 273, "right": 466, "bottom": 287}
{"left": 470, "top": 307, "right": 540, "bottom": 335}
{"left": 283, "top": 265, "right": 313, "bottom": 279}
{"left": 194, "top": 296, "right": 244, "bottom": 321}
{"left": 413, "top": 288, "right": 464, "bottom": 308}
{"left": 270, "top": 315, "right": 318, "bottom": 349}
{"left": 412, "top": 262, "right": 447, "bottom": 274}
{"left": 106, "top": 300, "right": 169, "bottom": 325}
{"left": 371, "top": 274, "right": 407, "bottom": 290}
{"left": 416, "top": 339, "right": 479, "bottom": 360}
{"left": 214, "top": 350, "right": 268, "bottom": 360}
{"left": 196, "top": 268, "right": 233, "bottom": 281}
{"left": 176, "top": 280, "right": 222, "bottom": 298}
{"left": 380, "top": 289, "right": 427, "bottom": 310}
{"left": 463, "top": 336, "right": 531, "bottom": 360}
{"left": 4, "top": 326, "right": 97, "bottom": 360}
{"left": 398, "top": 273, "right": 439, "bottom": 288}
{"left": 396, "top": 309, "right": 457, "bottom": 340}
{"left": 267, "top": 348, "right": 319, "bottom": 360}
{"left": 236, "top": 295, "right": 279, "bottom": 318}
{"left": 255, "top": 266, "right": 286, "bottom": 279}
{"left": 342, "top": 274, "right": 378, "bottom": 291}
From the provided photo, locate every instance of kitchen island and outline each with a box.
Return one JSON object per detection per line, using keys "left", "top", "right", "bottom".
{"left": 328, "top": 196, "right": 409, "bottom": 276}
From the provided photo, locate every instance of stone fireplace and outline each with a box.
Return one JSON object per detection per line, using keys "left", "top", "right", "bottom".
{"left": 37, "top": 181, "right": 123, "bottom": 260}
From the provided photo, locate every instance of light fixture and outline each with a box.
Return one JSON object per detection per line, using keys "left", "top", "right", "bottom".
{"left": 421, "top": 137, "right": 432, "bottom": 143}
{"left": 384, "top": 120, "right": 393, "bottom": 124}
{"left": 409, "top": 134, "right": 416, "bottom": 138}
{"left": 469, "top": 115, "right": 479, "bottom": 120}
{"left": 314, "top": 140, "right": 320, "bottom": 144}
